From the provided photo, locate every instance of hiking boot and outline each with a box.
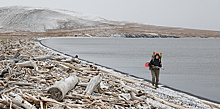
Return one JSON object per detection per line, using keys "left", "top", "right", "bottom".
{"left": 155, "top": 83, "right": 159, "bottom": 88}
{"left": 152, "top": 83, "right": 154, "bottom": 86}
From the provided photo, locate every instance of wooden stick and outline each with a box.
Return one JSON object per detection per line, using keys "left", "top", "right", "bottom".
{"left": 200, "top": 100, "right": 220, "bottom": 109}
{"left": 152, "top": 66, "right": 164, "bottom": 70}
{"left": 1, "top": 86, "right": 19, "bottom": 94}
{"left": 64, "top": 63, "right": 83, "bottom": 71}
{"left": 18, "top": 89, "right": 41, "bottom": 104}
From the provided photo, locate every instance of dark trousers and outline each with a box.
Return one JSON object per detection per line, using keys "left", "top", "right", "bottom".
{"left": 151, "top": 69, "right": 160, "bottom": 86}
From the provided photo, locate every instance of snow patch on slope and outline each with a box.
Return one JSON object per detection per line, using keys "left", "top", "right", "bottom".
{"left": 0, "top": 6, "right": 117, "bottom": 32}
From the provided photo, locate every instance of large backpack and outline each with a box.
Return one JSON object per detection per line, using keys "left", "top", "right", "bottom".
{"left": 149, "top": 52, "right": 162, "bottom": 70}
{"left": 151, "top": 52, "right": 162, "bottom": 61}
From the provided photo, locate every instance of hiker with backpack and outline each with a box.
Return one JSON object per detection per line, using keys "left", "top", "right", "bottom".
{"left": 148, "top": 52, "right": 162, "bottom": 88}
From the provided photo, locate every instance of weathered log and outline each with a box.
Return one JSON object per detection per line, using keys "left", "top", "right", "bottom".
{"left": 145, "top": 93, "right": 185, "bottom": 109}
{"left": 120, "top": 81, "right": 143, "bottom": 94}
{"left": 16, "top": 61, "right": 35, "bottom": 69}
{"left": 64, "top": 63, "right": 83, "bottom": 71}
{"left": 8, "top": 81, "right": 33, "bottom": 86}
{"left": 56, "top": 64, "right": 70, "bottom": 71}
{"left": 33, "top": 55, "right": 53, "bottom": 61}
{"left": 11, "top": 93, "right": 37, "bottom": 109}
{"left": 0, "top": 99, "right": 23, "bottom": 109}
{"left": 16, "top": 61, "right": 49, "bottom": 73}
{"left": 84, "top": 74, "right": 102, "bottom": 95}
{"left": 200, "top": 100, "right": 220, "bottom": 109}
{"left": 47, "top": 75, "right": 78, "bottom": 101}
{"left": 0, "top": 60, "right": 15, "bottom": 65}
{"left": 77, "top": 82, "right": 88, "bottom": 87}
{"left": 40, "top": 97, "right": 87, "bottom": 108}
{"left": 18, "top": 89, "right": 41, "bottom": 104}
{"left": 83, "top": 70, "right": 99, "bottom": 75}
{"left": 129, "top": 91, "right": 144, "bottom": 101}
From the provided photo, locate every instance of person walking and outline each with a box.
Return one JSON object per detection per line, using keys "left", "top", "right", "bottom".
{"left": 148, "top": 54, "right": 162, "bottom": 88}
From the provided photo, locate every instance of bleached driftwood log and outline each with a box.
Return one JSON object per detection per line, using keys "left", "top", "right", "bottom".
{"left": 47, "top": 75, "right": 78, "bottom": 101}
{"left": 33, "top": 55, "right": 54, "bottom": 61}
{"left": 0, "top": 99, "right": 23, "bottom": 109}
{"left": 16, "top": 61, "right": 35, "bottom": 68}
{"left": 84, "top": 74, "right": 102, "bottom": 95}
{"left": 129, "top": 91, "right": 144, "bottom": 101}
{"left": 64, "top": 63, "right": 83, "bottom": 71}
{"left": 0, "top": 60, "right": 16, "bottom": 65}
{"left": 11, "top": 93, "right": 37, "bottom": 109}
{"left": 145, "top": 93, "right": 185, "bottom": 109}
{"left": 120, "top": 81, "right": 143, "bottom": 94}
{"left": 16, "top": 61, "right": 49, "bottom": 73}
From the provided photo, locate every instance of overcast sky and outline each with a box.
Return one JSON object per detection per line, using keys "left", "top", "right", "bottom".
{"left": 1, "top": 0, "right": 220, "bottom": 31}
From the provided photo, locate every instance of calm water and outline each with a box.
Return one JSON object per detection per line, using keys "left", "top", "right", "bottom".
{"left": 42, "top": 37, "right": 220, "bottom": 102}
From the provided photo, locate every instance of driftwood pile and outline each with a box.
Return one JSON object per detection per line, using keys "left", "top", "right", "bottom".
{"left": 0, "top": 38, "right": 219, "bottom": 109}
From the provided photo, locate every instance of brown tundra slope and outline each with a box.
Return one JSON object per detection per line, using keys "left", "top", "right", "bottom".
{"left": 0, "top": 6, "right": 220, "bottom": 39}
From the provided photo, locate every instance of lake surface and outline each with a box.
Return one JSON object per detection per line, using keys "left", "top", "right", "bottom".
{"left": 42, "top": 37, "right": 220, "bottom": 102}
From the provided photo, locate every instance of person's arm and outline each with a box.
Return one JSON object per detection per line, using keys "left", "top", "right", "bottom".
{"left": 148, "top": 59, "right": 154, "bottom": 68}
{"left": 159, "top": 60, "right": 162, "bottom": 67}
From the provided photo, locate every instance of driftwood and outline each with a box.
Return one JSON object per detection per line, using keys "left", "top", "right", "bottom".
{"left": 0, "top": 60, "right": 16, "bottom": 65}
{"left": 99, "top": 69, "right": 155, "bottom": 89}
{"left": 8, "top": 81, "right": 33, "bottom": 86}
{"left": 84, "top": 74, "right": 102, "bottom": 95}
{"left": 16, "top": 61, "right": 49, "bottom": 73}
{"left": 64, "top": 63, "right": 83, "bottom": 71}
{"left": 120, "top": 81, "right": 143, "bottom": 94}
{"left": 0, "top": 86, "right": 19, "bottom": 94}
{"left": 129, "top": 91, "right": 144, "bottom": 101}
{"left": 33, "top": 55, "right": 53, "bottom": 61}
{"left": 0, "top": 38, "right": 216, "bottom": 109}
{"left": 11, "top": 93, "right": 37, "bottom": 109}
{"left": 200, "top": 100, "right": 220, "bottom": 109}
{"left": 16, "top": 61, "right": 35, "bottom": 68}
{"left": 47, "top": 75, "right": 79, "bottom": 101}
{"left": 152, "top": 66, "right": 165, "bottom": 70}
{"left": 145, "top": 93, "right": 185, "bottom": 109}
{"left": 0, "top": 99, "right": 23, "bottom": 109}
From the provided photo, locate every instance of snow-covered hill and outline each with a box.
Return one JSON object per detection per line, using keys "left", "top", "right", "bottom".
{"left": 0, "top": 6, "right": 119, "bottom": 32}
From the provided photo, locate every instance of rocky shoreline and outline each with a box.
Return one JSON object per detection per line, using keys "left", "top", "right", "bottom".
{"left": 0, "top": 37, "right": 220, "bottom": 109}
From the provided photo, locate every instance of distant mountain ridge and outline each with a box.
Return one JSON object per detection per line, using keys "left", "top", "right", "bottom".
{"left": 0, "top": 6, "right": 120, "bottom": 32}
{"left": 0, "top": 6, "right": 220, "bottom": 38}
